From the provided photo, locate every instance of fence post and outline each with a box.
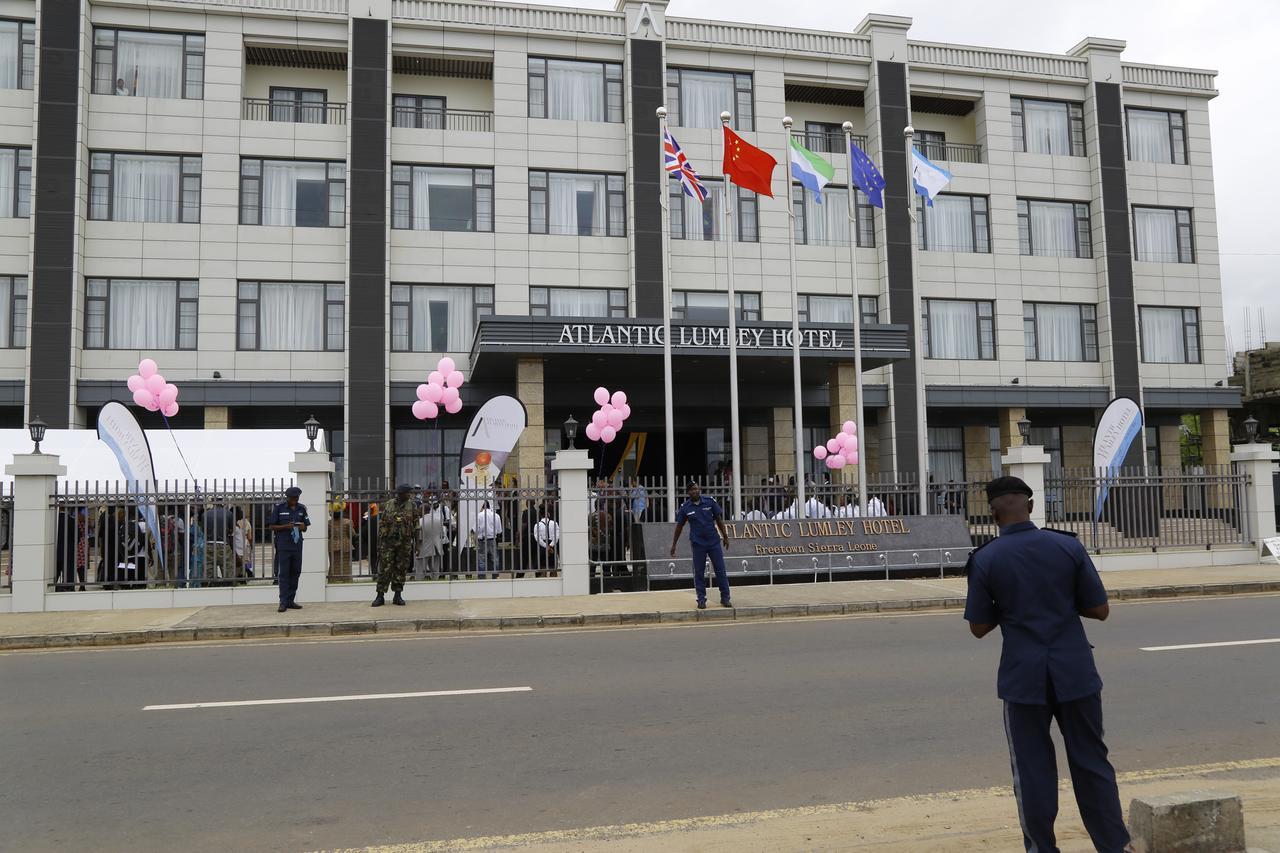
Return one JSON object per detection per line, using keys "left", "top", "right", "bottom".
{"left": 1229, "top": 441, "right": 1279, "bottom": 557}
{"left": 4, "top": 451, "right": 66, "bottom": 612}
{"left": 551, "top": 448, "right": 592, "bottom": 596}
{"left": 1001, "top": 443, "right": 1050, "bottom": 529}
{"left": 289, "top": 450, "right": 335, "bottom": 602}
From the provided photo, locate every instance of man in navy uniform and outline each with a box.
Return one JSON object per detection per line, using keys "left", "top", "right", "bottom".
{"left": 268, "top": 486, "right": 310, "bottom": 613}
{"left": 669, "top": 481, "right": 732, "bottom": 610}
{"left": 965, "top": 476, "right": 1131, "bottom": 853}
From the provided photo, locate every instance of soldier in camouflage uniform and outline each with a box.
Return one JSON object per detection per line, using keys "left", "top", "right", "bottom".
{"left": 372, "top": 484, "right": 418, "bottom": 607}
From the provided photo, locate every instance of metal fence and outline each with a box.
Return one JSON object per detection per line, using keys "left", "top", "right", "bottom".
{"left": 0, "top": 482, "right": 11, "bottom": 591}
{"left": 242, "top": 97, "right": 347, "bottom": 124}
{"left": 913, "top": 140, "right": 984, "bottom": 163}
{"left": 326, "top": 482, "right": 560, "bottom": 583}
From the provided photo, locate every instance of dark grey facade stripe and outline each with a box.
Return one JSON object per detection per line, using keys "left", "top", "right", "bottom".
{"left": 1143, "top": 387, "right": 1242, "bottom": 409}
{"left": 77, "top": 381, "right": 344, "bottom": 407}
{"left": 876, "top": 61, "right": 919, "bottom": 476}
{"left": 925, "top": 385, "right": 1113, "bottom": 409}
{"left": 347, "top": 18, "right": 388, "bottom": 479}
{"left": 629, "top": 39, "right": 664, "bottom": 319}
{"left": 29, "top": 0, "right": 81, "bottom": 427}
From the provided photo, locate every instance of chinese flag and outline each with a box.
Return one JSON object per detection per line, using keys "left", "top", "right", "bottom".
{"left": 722, "top": 127, "right": 777, "bottom": 198}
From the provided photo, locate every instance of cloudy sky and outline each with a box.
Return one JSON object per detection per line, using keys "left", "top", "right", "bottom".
{"left": 532, "top": 0, "right": 1280, "bottom": 360}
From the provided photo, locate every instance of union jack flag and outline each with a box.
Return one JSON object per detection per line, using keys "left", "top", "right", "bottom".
{"left": 663, "top": 129, "right": 708, "bottom": 202}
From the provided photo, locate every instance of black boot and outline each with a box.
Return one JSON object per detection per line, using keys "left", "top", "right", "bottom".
{"left": 372, "top": 593, "right": 385, "bottom": 607}
{"left": 392, "top": 592, "right": 406, "bottom": 606}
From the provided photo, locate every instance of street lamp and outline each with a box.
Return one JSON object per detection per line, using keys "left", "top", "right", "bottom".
{"left": 563, "top": 414, "right": 578, "bottom": 449}
{"left": 28, "top": 415, "right": 46, "bottom": 454}
{"left": 1017, "top": 416, "right": 1032, "bottom": 443}
{"left": 1243, "top": 414, "right": 1258, "bottom": 443}
{"left": 304, "top": 415, "right": 320, "bottom": 452}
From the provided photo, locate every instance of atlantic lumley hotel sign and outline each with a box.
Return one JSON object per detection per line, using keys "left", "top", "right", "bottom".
{"left": 557, "top": 323, "right": 849, "bottom": 351}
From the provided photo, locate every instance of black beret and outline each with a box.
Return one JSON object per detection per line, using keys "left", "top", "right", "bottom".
{"left": 284, "top": 486, "right": 302, "bottom": 498}
{"left": 396, "top": 483, "right": 413, "bottom": 495}
{"left": 986, "top": 476, "right": 1033, "bottom": 502}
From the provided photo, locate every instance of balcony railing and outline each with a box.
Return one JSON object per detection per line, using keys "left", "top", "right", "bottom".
{"left": 242, "top": 98, "right": 346, "bottom": 125}
{"left": 392, "top": 106, "right": 493, "bottom": 132}
{"left": 913, "top": 140, "right": 983, "bottom": 164}
{"left": 791, "top": 130, "right": 868, "bottom": 155}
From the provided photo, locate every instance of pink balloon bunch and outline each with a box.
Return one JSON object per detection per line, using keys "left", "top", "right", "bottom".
{"left": 584, "top": 387, "right": 631, "bottom": 444}
{"left": 126, "top": 358, "right": 181, "bottom": 417}
{"left": 813, "top": 420, "right": 859, "bottom": 470}
{"left": 412, "top": 356, "right": 466, "bottom": 420}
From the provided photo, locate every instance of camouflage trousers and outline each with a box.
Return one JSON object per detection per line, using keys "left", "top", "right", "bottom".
{"left": 204, "top": 541, "right": 237, "bottom": 582}
{"left": 375, "top": 543, "right": 413, "bottom": 594}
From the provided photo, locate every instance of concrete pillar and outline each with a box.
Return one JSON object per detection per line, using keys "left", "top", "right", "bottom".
{"left": 998, "top": 407, "right": 1026, "bottom": 452}
{"left": 516, "top": 358, "right": 546, "bottom": 485}
{"left": 1230, "top": 442, "right": 1279, "bottom": 558}
{"left": 742, "top": 425, "right": 770, "bottom": 481}
{"left": 204, "top": 406, "right": 229, "bottom": 429}
{"left": 5, "top": 452, "right": 66, "bottom": 612}
{"left": 1062, "top": 425, "right": 1095, "bottom": 517}
{"left": 828, "top": 363, "right": 858, "bottom": 486}
{"left": 1000, "top": 443, "right": 1050, "bottom": 529}
{"left": 1200, "top": 408, "right": 1231, "bottom": 469}
{"left": 963, "top": 425, "right": 992, "bottom": 481}
{"left": 550, "top": 448, "right": 592, "bottom": 596}
{"left": 289, "top": 450, "right": 335, "bottom": 602}
{"left": 1157, "top": 424, "right": 1184, "bottom": 511}
{"left": 771, "top": 407, "right": 795, "bottom": 478}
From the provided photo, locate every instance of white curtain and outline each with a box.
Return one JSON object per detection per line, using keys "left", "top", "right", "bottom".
{"left": 1034, "top": 303, "right": 1082, "bottom": 361}
{"left": 1134, "top": 207, "right": 1177, "bottom": 262}
{"left": 261, "top": 161, "right": 325, "bottom": 226}
{"left": 410, "top": 167, "right": 472, "bottom": 231}
{"left": 109, "top": 280, "right": 177, "bottom": 349}
{"left": 928, "top": 300, "right": 979, "bottom": 359}
{"left": 679, "top": 70, "right": 734, "bottom": 129}
{"left": 259, "top": 283, "right": 324, "bottom": 350}
{"left": 677, "top": 182, "right": 719, "bottom": 241}
{"left": 807, "top": 295, "right": 854, "bottom": 324}
{"left": 112, "top": 155, "right": 180, "bottom": 223}
{"left": 807, "top": 188, "right": 849, "bottom": 246}
{"left": 1128, "top": 110, "right": 1171, "bottom": 162}
{"left": 546, "top": 60, "right": 603, "bottom": 122}
{"left": 115, "top": 31, "right": 183, "bottom": 98}
{"left": 411, "top": 285, "right": 473, "bottom": 351}
{"left": 0, "top": 149, "right": 13, "bottom": 217}
{"left": 549, "top": 288, "right": 609, "bottom": 317}
{"left": 1029, "top": 201, "right": 1076, "bottom": 257}
{"left": 682, "top": 291, "right": 728, "bottom": 321}
{"left": 925, "top": 195, "right": 973, "bottom": 252}
{"left": 1023, "top": 100, "right": 1070, "bottom": 154}
{"left": 927, "top": 428, "right": 965, "bottom": 484}
{"left": 1141, "top": 307, "right": 1184, "bottom": 363}
{"left": 0, "top": 23, "right": 18, "bottom": 89}
{"left": 548, "top": 173, "right": 605, "bottom": 236}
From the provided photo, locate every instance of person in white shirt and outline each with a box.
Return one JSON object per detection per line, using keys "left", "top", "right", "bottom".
{"left": 470, "top": 501, "right": 504, "bottom": 579}
{"left": 776, "top": 496, "right": 832, "bottom": 519}
{"left": 534, "top": 507, "right": 559, "bottom": 573}
{"left": 417, "top": 496, "right": 451, "bottom": 580}
{"left": 865, "top": 496, "right": 888, "bottom": 517}
{"left": 833, "top": 493, "right": 861, "bottom": 518}
{"left": 740, "top": 500, "right": 769, "bottom": 522}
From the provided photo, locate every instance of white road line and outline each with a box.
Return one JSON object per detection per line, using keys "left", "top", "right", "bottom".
{"left": 1141, "top": 638, "right": 1280, "bottom": 652}
{"left": 142, "top": 685, "right": 532, "bottom": 711}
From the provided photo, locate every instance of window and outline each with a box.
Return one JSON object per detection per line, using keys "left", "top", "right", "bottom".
{"left": 1011, "top": 97, "right": 1084, "bottom": 156}
{"left": 922, "top": 299, "right": 994, "bottom": 360}
{"left": 1023, "top": 302, "right": 1098, "bottom": 362}
{"left": 391, "top": 284, "right": 493, "bottom": 352}
{"left": 394, "top": 427, "right": 464, "bottom": 489}
{"left": 84, "top": 279, "right": 197, "bottom": 350}
{"left": 988, "top": 426, "right": 1003, "bottom": 477}
{"left": 914, "top": 130, "right": 946, "bottom": 161}
{"left": 529, "top": 171, "right": 625, "bottom": 237}
{"left": 1029, "top": 426, "right": 1063, "bottom": 475}
{"left": 666, "top": 68, "right": 753, "bottom": 130}
{"left": 527, "top": 58, "right": 623, "bottom": 123}
{"left": 1133, "top": 206, "right": 1194, "bottom": 263}
{"left": 669, "top": 177, "right": 758, "bottom": 242}
{"left": 391, "top": 165, "right": 492, "bottom": 232}
{"left": 798, "top": 294, "right": 879, "bottom": 326}
{"left": 916, "top": 193, "right": 989, "bottom": 253}
{"left": 393, "top": 94, "right": 445, "bottom": 129}
{"left": 269, "top": 87, "right": 327, "bottom": 124}
{"left": 671, "top": 291, "right": 760, "bottom": 322}
{"left": 239, "top": 159, "right": 345, "bottom": 227}
{"left": 1126, "top": 108, "right": 1187, "bottom": 165}
{"left": 793, "top": 186, "right": 875, "bottom": 247}
{"left": 237, "top": 282, "right": 344, "bottom": 351}
{"left": 1017, "top": 199, "right": 1092, "bottom": 259}
{"left": 92, "top": 28, "right": 204, "bottom": 99}
{"left": 1140, "top": 306, "right": 1200, "bottom": 364}
{"left": 0, "top": 275, "right": 26, "bottom": 348}
{"left": 0, "top": 20, "right": 34, "bottom": 90}
{"left": 803, "top": 122, "right": 843, "bottom": 154}
{"left": 927, "top": 427, "right": 965, "bottom": 485}
{"left": 529, "top": 287, "right": 627, "bottom": 318}
{"left": 0, "top": 146, "right": 30, "bottom": 218}
{"left": 89, "top": 152, "right": 201, "bottom": 223}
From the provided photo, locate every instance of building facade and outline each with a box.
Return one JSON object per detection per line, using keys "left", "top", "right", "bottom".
{"left": 0, "top": 0, "right": 1238, "bottom": 486}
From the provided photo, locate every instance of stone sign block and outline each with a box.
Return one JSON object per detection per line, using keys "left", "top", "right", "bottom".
{"left": 1127, "top": 790, "right": 1245, "bottom": 853}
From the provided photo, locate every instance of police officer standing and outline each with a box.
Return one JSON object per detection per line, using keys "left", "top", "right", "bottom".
{"left": 373, "top": 484, "right": 417, "bottom": 607}
{"left": 268, "top": 486, "right": 310, "bottom": 613}
{"left": 669, "top": 481, "right": 732, "bottom": 610}
{"left": 964, "top": 476, "right": 1131, "bottom": 853}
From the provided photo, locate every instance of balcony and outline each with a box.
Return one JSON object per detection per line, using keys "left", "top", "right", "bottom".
{"left": 242, "top": 97, "right": 346, "bottom": 124}
{"left": 392, "top": 105, "right": 493, "bottom": 133}
{"left": 791, "top": 130, "right": 868, "bottom": 155}
{"left": 913, "top": 140, "right": 983, "bottom": 164}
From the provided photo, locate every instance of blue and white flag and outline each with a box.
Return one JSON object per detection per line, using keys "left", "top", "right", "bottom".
{"left": 848, "top": 139, "right": 886, "bottom": 209}
{"left": 910, "top": 149, "right": 952, "bottom": 207}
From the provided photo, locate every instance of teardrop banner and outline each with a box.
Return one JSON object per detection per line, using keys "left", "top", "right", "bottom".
{"left": 1092, "top": 397, "right": 1143, "bottom": 521}
{"left": 455, "top": 395, "right": 528, "bottom": 549}
{"left": 97, "top": 400, "right": 166, "bottom": 575}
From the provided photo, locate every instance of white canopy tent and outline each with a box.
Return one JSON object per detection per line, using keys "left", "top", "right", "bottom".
{"left": 0, "top": 429, "right": 322, "bottom": 485}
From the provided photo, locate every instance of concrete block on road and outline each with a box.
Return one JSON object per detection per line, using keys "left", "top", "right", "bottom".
{"left": 374, "top": 620, "right": 418, "bottom": 633}
{"left": 541, "top": 615, "right": 584, "bottom": 627}
{"left": 807, "top": 603, "right": 845, "bottom": 615}
{"left": 659, "top": 610, "right": 697, "bottom": 622}
{"left": 1144, "top": 586, "right": 1175, "bottom": 599}
{"left": 287, "top": 623, "right": 333, "bottom": 637}
{"left": 620, "top": 612, "right": 660, "bottom": 625}
{"left": 1230, "top": 582, "right": 1265, "bottom": 594}
{"left": 95, "top": 631, "right": 147, "bottom": 646}
{"left": 696, "top": 609, "right": 734, "bottom": 621}
{"left": 460, "top": 618, "right": 502, "bottom": 630}
{"left": 582, "top": 613, "right": 622, "bottom": 626}
{"left": 151, "top": 628, "right": 197, "bottom": 643}
{"left": 417, "top": 618, "right": 461, "bottom": 631}
{"left": 911, "top": 599, "right": 944, "bottom": 610}
{"left": 771, "top": 605, "right": 807, "bottom": 618}
{"left": 0, "top": 635, "right": 50, "bottom": 649}
{"left": 59, "top": 634, "right": 103, "bottom": 647}
{"left": 1172, "top": 584, "right": 1204, "bottom": 597}
{"left": 878, "top": 600, "right": 912, "bottom": 612}
{"left": 845, "top": 601, "right": 877, "bottom": 613}
{"left": 195, "top": 626, "right": 246, "bottom": 641}
{"left": 500, "top": 616, "right": 542, "bottom": 628}
{"left": 732, "top": 606, "right": 772, "bottom": 620}
{"left": 1202, "top": 583, "right": 1236, "bottom": 595}
{"left": 331, "top": 621, "right": 376, "bottom": 636}
{"left": 1127, "top": 789, "right": 1245, "bottom": 852}
{"left": 242, "top": 625, "right": 288, "bottom": 639}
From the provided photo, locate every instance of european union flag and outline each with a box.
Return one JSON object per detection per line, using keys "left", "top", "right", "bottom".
{"left": 848, "top": 140, "right": 886, "bottom": 209}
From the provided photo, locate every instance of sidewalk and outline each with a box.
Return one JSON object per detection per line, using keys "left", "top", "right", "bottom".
{"left": 1, "top": 563, "right": 1277, "bottom": 651}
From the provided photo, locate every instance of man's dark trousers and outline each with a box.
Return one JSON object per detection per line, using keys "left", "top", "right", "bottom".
{"left": 276, "top": 549, "right": 302, "bottom": 606}
{"left": 1003, "top": 689, "right": 1128, "bottom": 852}
{"left": 691, "top": 542, "right": 730, "bottom": 604}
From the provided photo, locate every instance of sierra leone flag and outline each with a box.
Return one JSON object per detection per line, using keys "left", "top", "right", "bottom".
{"left": 789, "top": 136, "right": 835, "bottom": 203}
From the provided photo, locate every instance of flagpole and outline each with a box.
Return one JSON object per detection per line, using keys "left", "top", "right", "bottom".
{"left": 904, "top": 124, "right": 930, "bottom": 515}
{"left": 781, "top": 116, "right": 806, "bottom": 515}
{"left": 657, "top": 107, "right": 677, "bottom": 519}
{"left": 843, "top": 122, "right": 867, "bottom": 516}
{"left": 720, "top": 111, "right": 743, "bottom": 520}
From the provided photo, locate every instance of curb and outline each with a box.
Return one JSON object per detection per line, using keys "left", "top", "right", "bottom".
{"left": 3, "top": 580, "right": 1278, "bottom": 651}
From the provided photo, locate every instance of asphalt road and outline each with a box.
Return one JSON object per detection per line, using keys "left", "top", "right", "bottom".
{"left": 1, "top": 595, "right": 1277, "bottom": 852}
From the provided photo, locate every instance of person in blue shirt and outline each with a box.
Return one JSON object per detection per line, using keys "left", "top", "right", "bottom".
{"left": 268, "top": 486, "right": 310, "bottom": 613}
{"left": 965, "top": 476, "right": 1130, "bottom": 853}
{"left": 669, "top": 481, "right": 732, "bottom": 610}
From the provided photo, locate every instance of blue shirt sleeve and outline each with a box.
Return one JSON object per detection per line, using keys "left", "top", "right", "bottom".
{"left": 709, "top": 499, "right": 723, "bottom": 520}
{"left": 963, "top": 558, "right": 998, "bottom": 625}
{"left": 1073, "top": 541, "right": 1108, "bottom": 610}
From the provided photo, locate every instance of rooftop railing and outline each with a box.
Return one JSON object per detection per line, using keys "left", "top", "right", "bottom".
{"left": 242, "top": 98, "right": 346, "bottom": 124}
